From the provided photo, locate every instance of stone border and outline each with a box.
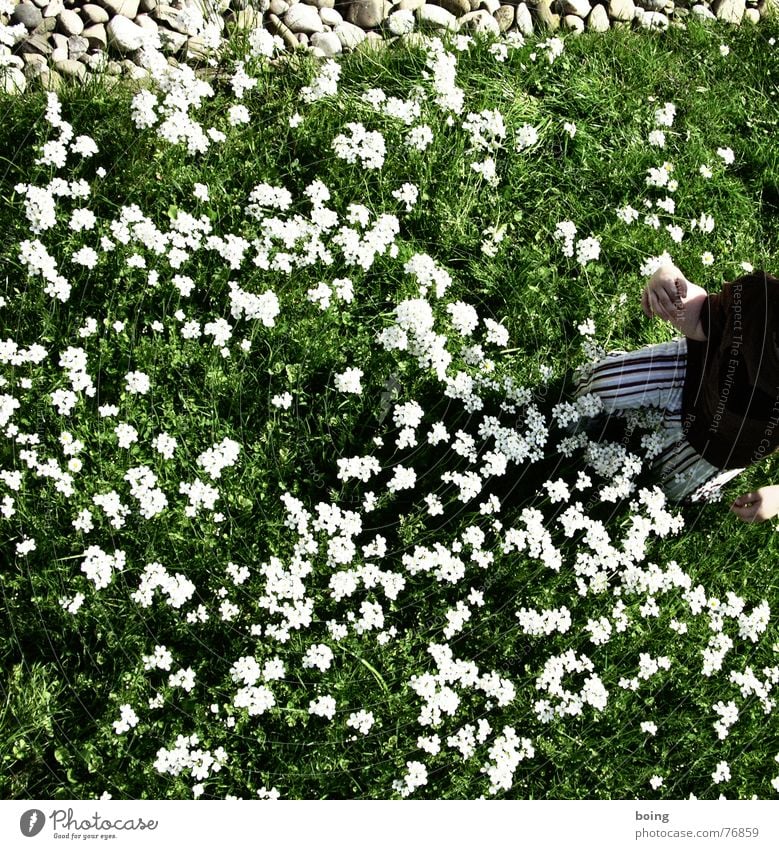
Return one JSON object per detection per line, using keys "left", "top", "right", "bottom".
{"left": 1, "top": 0, "right": 778, "bottom": 93}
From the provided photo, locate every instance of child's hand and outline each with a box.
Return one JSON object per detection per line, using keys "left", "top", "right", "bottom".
{"left": 730, "top": 485, "right": 779, "bottom": 522}
{"left": 642, "top": 264, "right": 690, "bottom": 321}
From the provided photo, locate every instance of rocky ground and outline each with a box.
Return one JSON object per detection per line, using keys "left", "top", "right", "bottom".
{"left": 1, "top": 0, "right": 778, "bottom": 93}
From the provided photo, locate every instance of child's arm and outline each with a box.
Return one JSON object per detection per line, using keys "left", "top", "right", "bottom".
{"left": 641, "top": 264, "right": 708, "bottom": 341}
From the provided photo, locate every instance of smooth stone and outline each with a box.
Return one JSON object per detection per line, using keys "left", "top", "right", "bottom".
{"left": 555, "top": 0, "right": 590, "bottom": 16}
{"left": 416, "top": 3, "right": 458, "bottom": 27}
{"left": 459, "top": 8, "right": 501, "bottom": 31}
{"left": 12, "top": 2, "right": 43, "bottom": 28}
{"left": 309, "top": 29, "right": 342, "bottom": 54}
{"left": 587, "top": 2, "right": 609, "bottom": 26}
{"left": 495, "top": 3, "right": 514, "bottom": 27}
{"left": 531, "top": 0, "right": 561, "bottom": 29}
{"left": 57, "top": 8, "right": 84, "bottom": 34}
{"left": 82, "top": 50, "right": 108, "bottom": 70}
{"left": 42, "top": 0, "right": 64, "bottom": 15}
{"left": 106, "top": 14, "right": 148, "bottom": 51}
{"left": 19, "top": 33, "right": 52, "bottom": 54}
{"left": 513, "top": 1, "right": 533, "bottom": 32}
{"left": 712, "top": 0, "right": 745, "bottom": 20}
{"left": 284, "top": 2, "right": 324, "bottom": 31}
{"left": 397, "top": 0, "right": 425, "bottom": 8}
{"left": 33, "top": 16, "right": 56, "bottom": 31}
{"left": 744, "top": 5, "right": 760, "bottom": 18}
{"left": 1, "top": 66, "right": 27, "bottom": 93}
{"left": 158, "top": 26, "right": 187, "bottom": 50}
{"left": 266, "top": 12, "right": 300, "bottom": 51}
{"left": 152, "top": 4, "right": 198, "bottom": 34}
{"left": 134, "top": 13, "right": 158, "bottom": 31}
{"left": 562, "top": 11, "right": 584, "bottom": 28}
{"left": 296, "top": 31, "right": 308, "bottom": 44}
{"left": 81, "top": 3, "right": 109, "bottom": 22}
{"left": 479, "top": 0, "right": 500, "bottom": 11}
{"left": 642, "top": 0, "right": 667, "bottom": 9}
{"left": 319, "top": 6, "right": 342, "bottom": 24}
{"left": 22, "top": 53, "right": 47, "bottom": 66}
{"left": 346, "top": 0, "right": 389, "bottom": 27}
{"left": 268, "top": 0, "right": 288, "bottom": 13}
{"left": 53, "top": 57, "right": 86, "bottom": 78}
{"left": 435, "top": 0, "right": 470, "bottom": 14}
{"left": 34, "top": 66, "right": 63, "bottom": 90}
{"left": 638, "top": 8, "right": 669, "bottom": 24}
{"left": 333, "top": 20, "right": 366, "bottom": 47}
{"left": 67, "top": 33, "right": 89, "bottom": 56}
{"left": 99, "top": 0, "right": 140, "bottom": 16}
{"left": 82, "top": 22, "right": 107, "bottom": 48}
{"left": 301, "top": 0, "right": 334, "bottom": 7}
{"left": 186, "top": 35, "right": 216, "bottom": 61}
{"left": 50, "top": 31, "right": 67, "bottom": 47}
{"left": 51, "top": 44, "right": 68, "bottom": 61}
{"left": 138, "top": 0, "right": 157, "bottom": 10}
{"left": 608, "top": 0, "right": 634, "bottom": 19}
{"left": 690, "top": 3, "right": 716, "bottom": 16}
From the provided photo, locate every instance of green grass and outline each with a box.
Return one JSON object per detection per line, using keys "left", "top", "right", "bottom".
{"left": 1, "top": 13, "right": 779, "bottom": 800}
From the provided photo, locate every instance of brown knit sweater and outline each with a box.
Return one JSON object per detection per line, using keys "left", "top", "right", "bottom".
{"left": 681, "top": 270, "right": 779, "bottom": 470}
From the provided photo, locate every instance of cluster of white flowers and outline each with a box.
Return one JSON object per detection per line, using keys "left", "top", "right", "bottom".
{"left": 481, "top": 727, "right": 535, "bottom": 795}
{"left": 79, "top": 545, "right": 126, "bottom": 590}
{"left": 300, "top": 58, "right": 341, "bottom": 103}
{"left": 302, "top": 643, "right": 334, "bottom": 672}
{"left": 712, "top": 700, "right": 739, "bottom": 740}
{"left": 113, "top": 704, "right": 139, "bottom": 735}
{"left": 143, "top": 645, "right": 174, "bottom": 672}
{"left": 131, "top": 561, "right": 196, "bottom": 609}
{"left": 463, "top": 108, "right": 506, "bottom": 155}
{"left": 332, "top": 122, "right": 386, "bottom": 171}
{"left": 346, "top": 709, "right": 375, "bottom": 735}
{"left": 334, "top": 367, "right": 363, "bottom": 395}
{"left": 392, "top": 760, "right": 429, "bottom": 798}
{"left": 228, "top": 280, "right": 280, "bottom": 327}
{"left": 534, "top": 649, "right": 608, "bottom": 721}
{"left": 423, "top": 38, "right": 465, "bottom": 115}
{"left": 179, "top": 477, "right": 221, "bottom": 518}
{"left": 515, "top": 122, "right": 539, "bottom": 152}
{"left": 124, "top": 465, "right": 168, "bottom": 520}
{"left": 308, "top": 694, "right": 337, "bottom": 720}
{"left": 196, "top": 437, "right": 241, "bottom": 480}
{"left": 154, "top": 734, "right": 228, "bottom": 779}
{"left": 516, "top": 605, "right": 572, "bottom": 636}
{"left": 336, "top": 455, "right": 381, "bottom": 483}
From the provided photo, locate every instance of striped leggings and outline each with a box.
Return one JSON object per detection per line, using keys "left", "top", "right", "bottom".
{"left": 574, "top": 336, "right": 745, "bottom": 503}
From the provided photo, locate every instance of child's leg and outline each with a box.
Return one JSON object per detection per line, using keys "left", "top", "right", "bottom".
{"left": 574, "top": 337, "right": 687, "bottom": 416}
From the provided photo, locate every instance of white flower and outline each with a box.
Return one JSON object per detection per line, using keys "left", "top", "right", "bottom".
{"left": 113, "top": 704, "right": 139, "bottom": 735}
{"left": 712, "top": 760, "right": 731, "bottom": 784}
{"left": 516, "top": 123, "right": 539, "bottom": 151}
{"left": 648, "top": 130, "right": 665, "bottom": 148}
{"left": 334, "top": 367, "right": 363, "bottom": 395}
{"left": 271, "top": 392, "right": 293, "bottom": 409}
{"left": 649, "top": 775, "right": 664, "bottom": 789}
{"left": 308, "top": 695, "right": 337, "bottom": 720}
{"left": 701, "top": 252, "right": 714, "bottom": 266}
{"left": 125, "top": 371, "right": 150, "bottom": 395}
{"left": 716, "top": 147, "right": 735, "bottom": 166}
